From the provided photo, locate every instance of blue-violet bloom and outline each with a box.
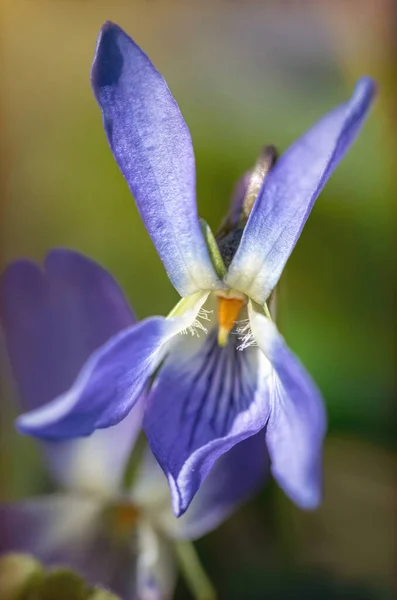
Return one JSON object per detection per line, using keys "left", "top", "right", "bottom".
{"left": 0, "top": 250, "right": 268, "bottom": 598}
{"left": 14, "top": 21, "right": 376, "bottom": 516}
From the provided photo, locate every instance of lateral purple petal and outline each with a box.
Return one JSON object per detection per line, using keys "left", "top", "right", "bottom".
{"left": 16, "top": 316, "right": 175, "bottom": 440}
{"left": 226, "top": 77, "right": 377, "bottom": 303}
{"left": 91, "top": 22, "right": 218, "bottom": 296}
{"left": 143, "top": 329, "right": 271, "bottom": 516}
{"left": 250, "top": 308, "right": 327, "bottom": 508}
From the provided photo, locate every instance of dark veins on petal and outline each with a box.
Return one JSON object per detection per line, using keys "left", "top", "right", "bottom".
{"left": 179, "top": 329, "right": 256, "bottom": 452}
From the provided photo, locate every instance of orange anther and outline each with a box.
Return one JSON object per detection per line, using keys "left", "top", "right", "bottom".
{"left": 217, "top": 296, "right": 245, "bottom": 346}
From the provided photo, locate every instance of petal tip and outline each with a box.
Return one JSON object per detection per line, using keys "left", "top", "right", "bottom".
{"left": 354, "top": 76, "right": 378, "bottom": 109}
{"left": 16, "top": 414, "right": 39, "bottom": 438}
{"left": 298, "top": 490, "right": 322, "bottom": 511}
{"left": 168, "top": 475, "right": 190, "bottom": 518}
{"left": 16, "top": 404, "right": 69, "bottom": 441}
{"left": 277, "top": 474, "right": 323, "bottom": 511}
{"left": 92, "top": 21, "right": 126, "bottom": 90}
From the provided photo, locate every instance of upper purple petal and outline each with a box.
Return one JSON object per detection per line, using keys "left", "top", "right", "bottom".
{"left": 249, "top": 306, "right": 327, "bottom": 508}
{"left": 226, "top": 77, "right": 377, "bottom": 303}
{"left": 143, "top": 327, "right": 271, "bottom": 516}
{"left": 91, "top": 22, "right": 218, "bottom": 296}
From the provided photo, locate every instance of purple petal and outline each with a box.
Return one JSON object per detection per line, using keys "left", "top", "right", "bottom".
{"left": 0, "top": 249, "right": 134, "bottom": 411}
{"left": 0, "top": 495, "right": 143, "bottom": 597}
{"left": 91, "top": 22, "right": 218, "bottom": 296}
{"left": 16, "top": 317, "right": 175, "bottom": 440}
{"left": 226, "top": 77, "right": 377, "bottom": 304}
{"left": 174, "top": 430, "right": 269, "bottom": 539}
{"left": 249, "top": 305, "right": 327, "bottom": 508}
{"left": 143, "top": 328, "right": 272, "bottom": 516}
{"left": 131, "top": 436, "right": 268, "bottom": 540}
{"left": 0, "top": 249, "right": 142, "bottom": 491}
{"left": 16, "top": 292, "right": 208, "bottom": 441}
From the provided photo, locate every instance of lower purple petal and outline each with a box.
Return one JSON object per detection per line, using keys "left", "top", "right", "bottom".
{"left": 174, "top": 430, "right": 269, "bottom": 539}
{"left": 143, "top": 328, "right": 272, "bottom": 516}
{"left": 131, "top": 435, "right": 268, "bottom": 540}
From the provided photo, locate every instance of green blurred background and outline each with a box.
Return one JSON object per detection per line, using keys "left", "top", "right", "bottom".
{"left": 0, "top": 0, "right": 395, "bottom": 598}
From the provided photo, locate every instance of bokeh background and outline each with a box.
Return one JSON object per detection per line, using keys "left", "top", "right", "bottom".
{"left": 0, "top": 0, "right": 395, "bottom": 598}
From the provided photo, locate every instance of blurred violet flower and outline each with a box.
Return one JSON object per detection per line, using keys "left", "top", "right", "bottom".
{"left": 0, "top": 250, "right": 268, "bottom": 599}
{"left": 12, "top": 21, "right": 376, "bottom": 517}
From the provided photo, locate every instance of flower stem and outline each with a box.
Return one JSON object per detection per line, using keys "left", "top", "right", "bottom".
{"left": 174, "top": 541, "right": 217, "bottom": 600}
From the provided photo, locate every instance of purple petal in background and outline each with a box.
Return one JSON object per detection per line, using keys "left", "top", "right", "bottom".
{"left": 0, "top": 249, "right": 143, "bottom": 492}
{"left": 91, "top": 22, "right": 218, "bottom": 296}
{"left": 0, "top": 249, "right": 134, "bottom": 412}
{"left": 0, "top": 495, "right": 141, "bottom": 598}
{"left": 226, "top": 77, "right": 376, "bottom": 304}
{"left": 219, "top": 171, "right": 251, "bottom": 232}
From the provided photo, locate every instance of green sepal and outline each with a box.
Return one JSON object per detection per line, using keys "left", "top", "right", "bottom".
{"left": 36, "top": 569, "right": 87, "bottom": 600}
{"left": 166, "top": 290, "right": 207, "bottom": 318}
{"left": 199, "top": 218, "right": 226, "bottom": 279}
{"left": 263, "top": 302, "right": 272, "bottom": 321}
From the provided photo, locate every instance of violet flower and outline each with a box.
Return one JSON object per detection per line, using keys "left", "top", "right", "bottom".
{"left": 14, "top": 22, "right": 376, "bottom": 516}
{"left": 0, "top": 250, "right": 268, "bottom": 599}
